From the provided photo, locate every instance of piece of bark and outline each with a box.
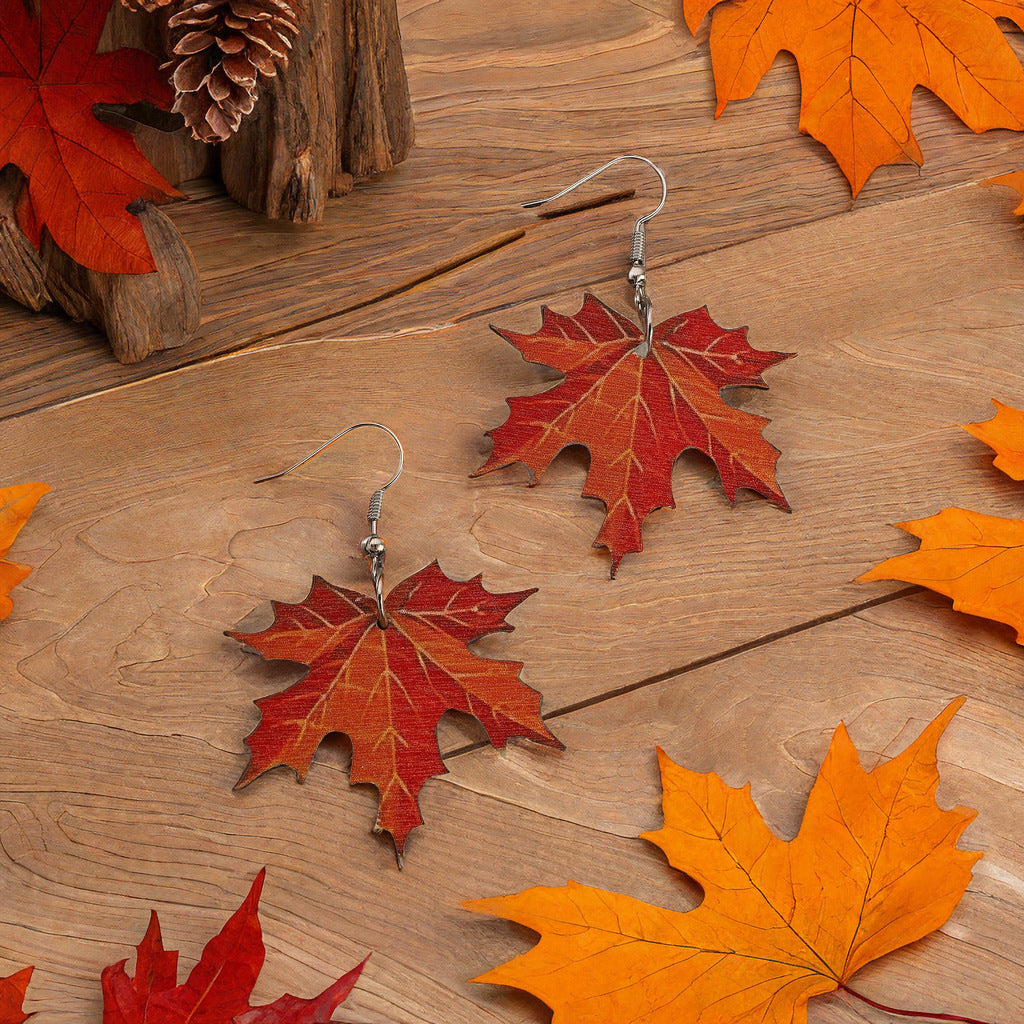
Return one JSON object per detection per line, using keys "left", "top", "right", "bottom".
{"left": 106, "top": 0, "right": 414, "bottom": 218}
{"left": 99, "top": 0, "right": 165, "bottom": 54}
{"left": 220, "top": 0, "right": 336, "bottom": 221}
{"left": 221, "top": 0, "right": 414, "bottom": 221}
{"left": 0, "top": 7, "right": 203, "bottom": 364}
{"left": 42, "top": 202, "right": 200, "bottom": 364}
{"left": 335, "top": 0, "right": 415, "bottom": 180}
{"left": 97, "top": 105, "right": 217, "bottom": 190}
{"left": 0, "top": 167, "right": 51, "bottom": 313}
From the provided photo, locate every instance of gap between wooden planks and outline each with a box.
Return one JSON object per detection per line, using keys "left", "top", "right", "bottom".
{"left": 0, "top": 593, "right": 1019, "bottom": 1024}
{"left": 5, "top": 178, "right": 1024, "bottom": 720}
{"left": 3, "top": 0, "right": 1024, "bottom": 417}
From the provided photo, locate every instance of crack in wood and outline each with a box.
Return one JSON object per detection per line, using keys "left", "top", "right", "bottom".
{"left": 534, "top": 188, "right": 637, "bottom": 220}
{"left": 444, "top": 586, "right": 923, "bottom": 760}
{"left": 1, "top": 227, "right": 528, "bottom": 424}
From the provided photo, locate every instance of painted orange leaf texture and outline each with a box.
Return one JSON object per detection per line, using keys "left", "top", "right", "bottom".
{"left": 0, "top": 483, "right": 49, "bottom": 622}
{"left": 102, "top": 869, "right": 366, "bottom": 1024}
{"left": 964, "top": 398, "right": 1024, "bottom": 480}
{"left": 474, "top": 294, "right": 790, "bottom": 576}
{"left": 860, "top": 399, "right": 1024, "bottom": 642}
{"left": 683, "top": 0, "right": 1024, "bottom": 195}
{"left": 229, "top": 562, "right": 562, "bottom": 862}
{"left": 466, "top": 700, "right": 979, "bottom": 1024}
{"left": 0, "top": 968, "right": 33, "bottom": 1024}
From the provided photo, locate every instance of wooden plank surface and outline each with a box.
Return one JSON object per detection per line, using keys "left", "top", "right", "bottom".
{"left": 3, "top": 0, "right": 1024, "bottom": 1022}
{"left": 4, "top": 0, "right": 1024, "bottom": 416}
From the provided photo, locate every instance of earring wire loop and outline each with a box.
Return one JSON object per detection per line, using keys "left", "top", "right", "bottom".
{"left": 522, "top": 155, "right": 667, "bottom": 358}
{"left": 521, "top": 154, "right": 666, "bottom": 232}
{"left": 255, "top": 422, "right": 403, "bottom": 495}
{"left": 255, "top": 422, "right": 404, "bottom": 629}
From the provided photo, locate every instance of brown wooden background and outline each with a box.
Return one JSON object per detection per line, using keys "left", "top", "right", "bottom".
{"left": 2, "top": 1, "right": 1024, "bottom": 1021}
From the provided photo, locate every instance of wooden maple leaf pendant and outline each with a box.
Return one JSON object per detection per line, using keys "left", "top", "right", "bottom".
{"left": 229, "top": 562, "right": 562, "bottom": 863}
{"left": 474, "top": 294, "right": 791, "bottom": 575}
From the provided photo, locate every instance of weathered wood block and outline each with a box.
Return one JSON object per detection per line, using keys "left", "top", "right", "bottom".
{"left": 0, "top": 0, "right": 414, "bottom": 363}
{"left": 42, "top": 201, "right": 200, "bottom": 365}
{"left": 0, "top": 170, "right": 199, "bottom": 364}
{"left": 221, "top": 0, "right": 415, "bottom": 221}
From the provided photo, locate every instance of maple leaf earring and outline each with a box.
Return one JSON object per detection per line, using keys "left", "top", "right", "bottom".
{"left": 473, "top": 155, "right": 793, "bottom": 576}
{"left": 229, "top": 422, "right": 562, "bottom": 866}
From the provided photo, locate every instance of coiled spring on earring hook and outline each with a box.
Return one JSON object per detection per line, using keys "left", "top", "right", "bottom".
{"left": 255, "top": 422, "right": 404, "bottom": 630}
{"left": 522, "top": 154, "right": 666, "bottom": 358}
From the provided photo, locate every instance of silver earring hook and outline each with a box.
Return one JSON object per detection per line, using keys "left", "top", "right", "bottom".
{"left": 255, "top": 422, "right": 404, "bottom": 629}
{"left": 522, "top": 155, "right": 666, "bottom": 358}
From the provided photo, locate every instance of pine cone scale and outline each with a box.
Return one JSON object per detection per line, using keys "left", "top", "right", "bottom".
{"left": 163, "top": 0, "right": 301, "bottom": 143}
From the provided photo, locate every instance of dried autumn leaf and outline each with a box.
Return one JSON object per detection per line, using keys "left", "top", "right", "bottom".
{"left": 964, "top": 397, "right": 1024, "bottom": 481}
{"left": 861, "top": 509, "right": 1024, "bottom": 641}
{"left": 102, "top": 869, "right": 366, "bottom": 1024}
{"left": 0, "top": 483, "right": 49, "bottom": 622}
{"left": 474, "top": 294, "right": 790, "bottom": 575}
{"left": 229, "top": 562, "right": 562, "bottom": 861}
{"left": 0, "top": 0, "right": 182, "bottom": 274}
{"left": 684, "top": 0, "right": 1024, "bottom": 195}
{"left": 466, "top": 699, "right": 979, "bottom": 1024}
{"left": 985, "top": 171, "right": 1024, "bottom": 216}
{"left": 860, "top": 399, "right": 1024, "bottom": 642}
{"left": 0, "top": 968, "right": 33, "bottom": 1024}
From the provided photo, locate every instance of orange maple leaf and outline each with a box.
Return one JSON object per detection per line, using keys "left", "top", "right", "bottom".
{"left": 466, "top": 700, "right": 979, "bottom": 1024}
{"left": 964, "top": 397, "right": 1024, "bottom": 480}
{"left": 860, "top": 399, "right": 1024, "bottom": 642}
{"left": 473, "top": 294, "right": 790, "bottom": 575}
{"left": 229, "top": 562, "right": 562, "bottom": 862}
{"left": 985, "top": 171, "right": 1024, "bottom": 217}
{"left": 684, "top": 0, "right": 1024, "bottom": 195}
{"left": 0, "top": 482, "right": 49, "bottom": 622}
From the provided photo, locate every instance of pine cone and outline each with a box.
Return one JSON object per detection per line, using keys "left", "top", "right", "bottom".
{"left": 167, "top": 0, "right": 300, "bottom": 144}
{"left": 120, "top": 0, "right": 175, "bottom": 10}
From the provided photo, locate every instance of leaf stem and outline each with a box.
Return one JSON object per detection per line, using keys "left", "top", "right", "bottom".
{"left": 840, "top": 985, "right": 995, "bottom": 1024}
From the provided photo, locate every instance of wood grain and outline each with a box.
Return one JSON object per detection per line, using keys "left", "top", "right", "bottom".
{"left": 4, "top": 0, "right": 1024, "bottom": 411}
{"left": 0, "top": 592, "right": 1018, "bottom": 1024}
{"left": 2, "top": 178, "right": 1024, "bottom": 718}
{"left": 446, "top": 593, "right": 1024, "bottom": 1023}
{"left": 4, "top": 1, "right": 1024, "bottom": 1022}
{"left": 220, "top": 0, "right": 412, "bottom": 219}
{"left": 40, "top": 202, "right": 200, "bottom": 364}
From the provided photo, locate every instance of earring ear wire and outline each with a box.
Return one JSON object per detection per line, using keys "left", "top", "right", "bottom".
{"left": 522, "top": 155, "right": 667, "bottom": 357}
{"left": 255, "top": 422, "right": 404, "bottom": 629}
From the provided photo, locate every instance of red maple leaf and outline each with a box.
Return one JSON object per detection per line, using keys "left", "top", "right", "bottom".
{"left": 474, "top": 294, "right": 791, "bottom": 574}
{"left": 229, "top": 562, "right": 562, "bottom": 862}
{"left": 0, "top": 968, "right": 32, "bottom": 1024}
{"left": 101, "top": 870, "right": 367, "bottom": 1024}
{"left": 0, "top": 0, "right": 182, "bottom": 274}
